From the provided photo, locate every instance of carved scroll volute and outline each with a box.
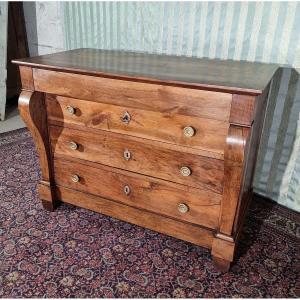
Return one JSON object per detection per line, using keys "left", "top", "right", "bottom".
{"left": 212, "top": 124, "right": 249, "bottom": 270}
{"left": 217, "top": 93, "right": 256, "bottom": 239}
{"left": 219, "top": 124, "right": 250, "bottom": 237}
{"left": 18, "top": 66, "right": 57, "bottom": 211}
{"left": 18, "top": 91, "right": 53, "bottom": 183}
{"left": 212, "top": 94, "right": 258, "bottom": 271}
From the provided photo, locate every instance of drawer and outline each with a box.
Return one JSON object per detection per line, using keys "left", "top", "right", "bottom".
{"left": 49, "top": 126, "right": 224, "bottom": 193}
{"left": 46, "top": 95, "right": 229, "bottom": 158}
{"left": 35, "top": 69, "right": 232, "bottom": 121}
{"left": 54, "top": 158, "right": 221, "bottom": 229}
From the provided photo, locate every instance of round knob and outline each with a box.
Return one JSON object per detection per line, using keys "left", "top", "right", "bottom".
{"left": 66, "top": 105, "right": 76, "bottom": 115}
{"left": 183, "top": 126, "right": 195, "bottom": 137}
{"left": 123, "top": 149, "right": 131, "bottom": 161}
{"left": 71, "top": 174, "right": 80, "bottom": 183}
{"left": 178, "top": 203, "right": 189, "bottom": 214}
{"left": 123, "top": 185, "right": 131, "bottom": 196}
{"left": 121, "top": 111, "right": 131, "bottom": 124}
{"left": 180, "top": 166, "right": 192, "bottom": 177}
{"left": 69, "top": 141, "right": 79, "bottom": 150}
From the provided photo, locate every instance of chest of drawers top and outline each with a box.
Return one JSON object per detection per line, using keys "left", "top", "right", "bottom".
{"left": 13, "top": 48, "right": 278, "bottom": 95}
{"left": 13, "top": 49, "right": 279, "bottom": 272}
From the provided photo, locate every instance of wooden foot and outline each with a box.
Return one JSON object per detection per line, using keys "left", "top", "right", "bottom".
{"left": 212, "top": 256, "right": 231, "bottom": 272}
{"left": 41, "top": 199, "right": 60, "bottom": 212}
{"left": 211, "top": 233, "right": 235, "bottom": 272}
{"left": 38, "top": 182, "right": 59, "bottom": 212}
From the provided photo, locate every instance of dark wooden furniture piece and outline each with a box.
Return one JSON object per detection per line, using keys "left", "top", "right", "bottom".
{"left": 13, "top": 49, "right": 279, "bottom": 271}
{"left": 6, "top": 2, "right": 28, "bottom": 99}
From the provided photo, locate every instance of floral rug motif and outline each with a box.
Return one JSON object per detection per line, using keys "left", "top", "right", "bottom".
{"left": 0, "top": 128, "right": 299, "bottom": 298}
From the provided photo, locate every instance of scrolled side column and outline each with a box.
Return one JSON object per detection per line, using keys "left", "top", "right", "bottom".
{"left": 18, "top": 90, "right": 58, "bottom": 211}
{"left": 211, "top": 124, "right": 249, "bottom": 271}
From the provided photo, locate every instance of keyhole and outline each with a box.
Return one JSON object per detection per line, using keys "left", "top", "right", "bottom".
{"left": 123, "top": 185, "right": 131, "bottom": 196}
{"left": 123, "top": 149, "right": 131, "bottom": 161}
{"left": 121, "top": 111, "right": 131, "bottom": 124}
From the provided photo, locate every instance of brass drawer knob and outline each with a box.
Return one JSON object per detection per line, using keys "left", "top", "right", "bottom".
{"left": 123, "top": 149, "right": 131, "bottom": 161}
{"left": 123, "top": 185, "right": 131, "bottom": 196}
{"left": 69, "top": 141, "right": 79, "bottom": 150}
{"left": 183, "top": 126, "right": 195, "bottom": 137}
{"left": 71, "top": 174, "right": 80, "bottom": 183}
{"left": 178, "top": 203, "right": 189, "bottom": 214}
{"left": 66, "top": 105, "right": 76, "bottom": 115}
{"left": 180, "top": 166, "right": 192, "bottom": 177}
{"left": 121, "top": 111, "right": 131, "bottom": 124}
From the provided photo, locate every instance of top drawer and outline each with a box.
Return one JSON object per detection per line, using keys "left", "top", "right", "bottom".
{"left": 34, "top": 69, "right": 232, "bottom": 121}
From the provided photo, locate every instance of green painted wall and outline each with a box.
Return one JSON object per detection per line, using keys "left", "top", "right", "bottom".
{"left": 64, "top": 2, "right": 300, "bottom": 67}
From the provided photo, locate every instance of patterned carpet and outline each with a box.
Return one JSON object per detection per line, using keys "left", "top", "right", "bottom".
{"left": 0, "top": 128, "right": 299, "bottom": 298}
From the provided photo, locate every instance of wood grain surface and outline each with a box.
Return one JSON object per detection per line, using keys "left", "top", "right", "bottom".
{"left": 46, "top": 95, "right": 229, "bottom": 156}
{"left": 13, "top": 48, "right": 278, "bottom": 94}
{"left": 39, "top": 71, "right": 233, "bottom": 121}
{"left": 18, "top": 91, "right": 59, "bottom": 211}
{"left": 54, "top": 158, "right": 221, "bottom": 229}
{"left": 18, "top": 91, "right": 52, "bottom": 182}
{"left": 49, "top": 125, "right": 224, "bottom": 193}
{"left": 19, "top": 66, "right": 34, "bottom": 91}
{"left": 218, "top": 125, "right": 249, "bottom": 236}
{"left": 56, "top": 185, "right": 215, "bottom": 249}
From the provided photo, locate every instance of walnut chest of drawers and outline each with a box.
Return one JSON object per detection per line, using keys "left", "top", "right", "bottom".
{"left": 13, "top": 49, "right": 278, "bottom": 271}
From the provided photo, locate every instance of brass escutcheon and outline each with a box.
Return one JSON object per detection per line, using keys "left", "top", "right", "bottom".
{"left": 183, "top": 126, "right": 195, "bottom": 137}
{"left": 66, "top": 105, "right": 76, "bottom": 115}
{"left": 178, "top": 203, "right": 189, "bottom": 213}
{"left": 69, "top": 141, "right": 78, "bottom": 150}
{"left": 123, "top": 185, "right": 131, "bottom": 195}
{"left": 121, "top": 111, "right": 131, "bottom": 124}
{"left": 180, "top": 166, "right": 192, "bottom": 177}
{"left": 71, "top": 174, "right": 80, "bottom": 183}
{"left": 123, "top": 149, "right": 131, "bottom": 161}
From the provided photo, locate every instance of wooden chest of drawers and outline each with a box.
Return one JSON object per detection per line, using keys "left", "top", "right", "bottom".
{"left": 13, "top": 49, "right": 278, "bottom": 271}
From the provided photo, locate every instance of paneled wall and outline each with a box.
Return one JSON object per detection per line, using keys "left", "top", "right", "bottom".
{"left": 25, "top": 2, "right": 300, "bottom": 212}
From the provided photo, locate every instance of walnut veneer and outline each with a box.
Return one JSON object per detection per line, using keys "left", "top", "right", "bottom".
{"left": 13, "top": 49, "right": 279, "bottom": 272}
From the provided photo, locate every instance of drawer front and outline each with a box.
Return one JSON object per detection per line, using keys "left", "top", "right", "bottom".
{"left": 54, "top": 159, "right": 221, "bottom": 229}
{"left": 46, "top": 95, "right": 229, "bottom": 158}
{"left": 35, "top": 69, "right": 232, "bottom": 121}
{"left": 50, "top": 126, "right": 224, "bottom": 193}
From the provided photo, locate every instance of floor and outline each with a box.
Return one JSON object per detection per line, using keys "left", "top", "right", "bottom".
{"left": 0, "top": 103, "right": 25, "bottom": 134}
{"left": 0, "top": 128, "right": 299, "bottom": 298}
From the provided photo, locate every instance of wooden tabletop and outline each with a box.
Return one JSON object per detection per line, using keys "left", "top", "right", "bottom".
{"left": 12, "top": 48, "right": 280, "bottom": 95}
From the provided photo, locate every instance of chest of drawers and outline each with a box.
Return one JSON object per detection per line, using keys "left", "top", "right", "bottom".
{"left": 13, "top": 49, "right": 278, "bottom": 272}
